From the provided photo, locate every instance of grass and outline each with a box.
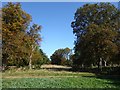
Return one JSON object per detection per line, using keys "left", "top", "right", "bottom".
{"left": 3, "top": 77, "right": 119, "bottom": 88}
{"left": 2, "top": 69, "right": 95, "bottom": 78}
{"left": 2, "top": 69, "right": 120, "bottom": 88}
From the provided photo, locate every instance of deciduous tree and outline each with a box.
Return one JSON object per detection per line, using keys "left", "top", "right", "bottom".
{"left": 2, "top": 2, "right": 31, "bottom": 67}
{"left": 50, "top": 48, "right": 71, "bottom": 65}
{"left": 71, "top": 3, "right": 120, "bottom": 70}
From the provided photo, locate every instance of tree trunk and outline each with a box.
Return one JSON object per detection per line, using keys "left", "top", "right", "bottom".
{"left": 2, "top": 64, "right": 5, "bottom": 71}
{"left": 104, "top": 60, "right": 107, "bottom": 67}
{"left": 97, "top": 58, "right": 102, "bottom": 72}
{"left": 98, "top": 62, "right": 99, "bottom": 69}
{"left": 29, "top": 54, "right": 32, "bottom": 69}
{"left": 29, "top": 45, "right": 34, "bottom": 69}
{"left": 82, "top": 64, "right": 84, "bottom": 68}
{"left": 99, "top": 58, "right": 102, "bottom": 71}
{"left": 91, "top": 64, "right": 93, "bottom": 68}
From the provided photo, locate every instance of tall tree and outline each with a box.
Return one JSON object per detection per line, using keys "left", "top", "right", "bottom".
{"left": 71, "top": 3, "right": 120, "bottom": 69}
{"left": 27, "top": 24, "right": 42, "bottom": 69}
{"left": 0, "top": 8, "right": 2, "bottom": 67}
{"left": 2, "top": 3, "right": 42, "bottom": 69}
{"left": 2, "top": 2, "right": 31, "bottom": 68}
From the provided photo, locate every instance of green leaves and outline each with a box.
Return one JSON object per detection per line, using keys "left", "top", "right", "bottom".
{"left": 71, "top": 3, "right": 120, "bottom": 67}
{"left": 50, "top": 48, "right": 71, "bottom": 65}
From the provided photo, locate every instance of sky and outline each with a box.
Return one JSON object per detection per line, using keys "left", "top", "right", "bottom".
{"left": 2, "top": 2, "right": 118, "bottom": 58}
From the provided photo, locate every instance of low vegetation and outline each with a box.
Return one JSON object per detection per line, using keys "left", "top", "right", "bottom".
{"left": 2, "top": 69, "right": 120, "bottom": 88}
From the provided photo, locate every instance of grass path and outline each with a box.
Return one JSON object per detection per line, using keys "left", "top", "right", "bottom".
{"left": 3, "top": 76, "right": 82, "bottom": 79}
{"left": 2, "top": 69, "right": 95, "bottom": 78}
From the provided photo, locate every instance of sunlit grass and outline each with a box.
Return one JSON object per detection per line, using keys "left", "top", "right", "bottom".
{"left": 2, "top": 69, "right": 95, "bottom": 78}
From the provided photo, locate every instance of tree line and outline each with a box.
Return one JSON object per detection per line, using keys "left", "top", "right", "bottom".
{"left": 1, "top": 2, "right": 120, "bottom": 72}
{"left": 50, "top": 3, "right": 120, "bottom": 73}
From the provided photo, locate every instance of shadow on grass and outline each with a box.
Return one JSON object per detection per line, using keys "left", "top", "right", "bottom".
{"left": 82, "top": 75, "right": 120, "bottom": 88}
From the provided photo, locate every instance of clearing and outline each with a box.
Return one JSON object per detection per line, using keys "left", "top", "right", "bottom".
{"left": 2, "top": 66, "right": 120, "bottom": 88}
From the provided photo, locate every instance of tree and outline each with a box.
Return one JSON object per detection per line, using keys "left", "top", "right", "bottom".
{"left": 2, "top": 3, "right": 43, "bottom": 69}
{"left": 0, "top": 8, "right": 2, "bottom": 68}
{"left": 71, "top": 3, "right": 120, "bottom": 70}
{"left": 26, "top": 24, "right": 42, "bottom": 69}
{"left": 50, "top": 48, "right": 71, "bottom": 65}
{"left": 2, "top": 2, "right": 31, "bottom": 68}
{"left": 39, "top": 49, "right": 50, "bottom": 65}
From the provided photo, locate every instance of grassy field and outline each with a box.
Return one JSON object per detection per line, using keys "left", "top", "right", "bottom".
{"left": 2, "top": 68, "right": 120, "bottom": 88}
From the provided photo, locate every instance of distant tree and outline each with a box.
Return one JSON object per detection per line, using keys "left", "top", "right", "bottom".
{"left": 27, "top": 48, "right": 50, "bottom": 69}
{"left": 50, "top": 48, "right": 71, "bottom": 65}
{"left": 71, "top": 3, "right": 120, "bottom": 70}
{"left": 38, "top": 49, "right": 50, "bottom": 65}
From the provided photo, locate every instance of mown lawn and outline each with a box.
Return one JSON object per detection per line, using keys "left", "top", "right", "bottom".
{"left": 2, "top": 69, "right": 120, "bottom": 88}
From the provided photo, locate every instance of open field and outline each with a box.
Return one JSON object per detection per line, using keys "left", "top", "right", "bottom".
{"left": 2, "top": 69, "right": 120, "bottom": 88}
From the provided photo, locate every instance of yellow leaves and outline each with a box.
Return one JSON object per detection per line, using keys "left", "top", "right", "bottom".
{"left": 2, "top": 3, "right": 43, "bottom": 67}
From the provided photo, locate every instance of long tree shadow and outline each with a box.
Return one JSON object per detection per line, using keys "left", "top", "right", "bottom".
{"left": 82, "top": 75, "right": 120, "bottom": 88}
{"left": 98, "top": 75, "right": 120, "bottom": 87}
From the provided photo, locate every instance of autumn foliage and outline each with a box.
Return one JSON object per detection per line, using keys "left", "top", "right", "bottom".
{"left": 2, "top": 3, "right": 49, "bottom": 69}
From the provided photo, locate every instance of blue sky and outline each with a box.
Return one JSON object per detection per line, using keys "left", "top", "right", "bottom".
{"left": 20, "top": 2, "right": 88, "bottom": 58}
{"left": 2, "top": 2, "right": 118, "bottom": 58}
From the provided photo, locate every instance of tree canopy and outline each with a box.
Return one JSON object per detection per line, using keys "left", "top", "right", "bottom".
{"left": 2, "top": 3, "right": 49, "bottom": 69}
{"left": 71, "top": 3, "right": 120, "bottom": 69}
{"left": 2, "top": 2, "right": 120, "bottom": 72}
{"left": 50, "top": 48, "right": 71, "bottom": 66}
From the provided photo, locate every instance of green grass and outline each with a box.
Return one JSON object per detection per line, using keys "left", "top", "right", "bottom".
{"left": 2, "top": 69, "right": 120, "bottom": 88}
